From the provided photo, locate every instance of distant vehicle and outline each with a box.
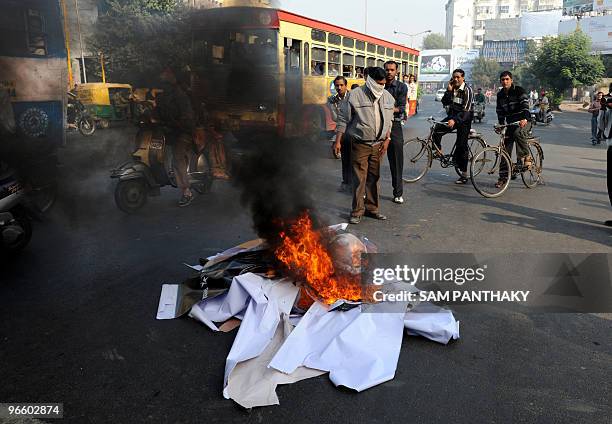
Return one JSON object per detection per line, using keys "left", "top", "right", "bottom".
{"left": 435, "top": 89, "right": 446, "bottom": 102}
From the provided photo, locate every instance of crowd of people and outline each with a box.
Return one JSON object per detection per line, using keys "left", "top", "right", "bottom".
{"left": 328, "top": 64, "right": 612, "bottom": 227}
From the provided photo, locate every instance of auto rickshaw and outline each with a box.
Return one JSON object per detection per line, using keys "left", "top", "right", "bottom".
{"left": 75, "top": 83, "right": 133, "bottom": 128}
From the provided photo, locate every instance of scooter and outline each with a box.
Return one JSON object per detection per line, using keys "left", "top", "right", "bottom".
{"left": 111, "top": 124, "right": 214, "bottom": 214}
{"left": 67, "top": 92, "right": 96, "bottom": 136}
{"left": 473, "top": 102, "right": 485, "bottom": 123}
{"left": 0, "top": 162, "right": 32, "bottom": 253}
{"left": 530, "top": 105, "right": 554, "bottom": 126}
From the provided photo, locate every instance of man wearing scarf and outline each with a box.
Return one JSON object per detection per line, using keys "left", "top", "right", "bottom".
{"left": 334, "top": 67, "right": 394, "bottom": 225}
{"left": 598, "top": 84, "right": 612, "bottom": 226}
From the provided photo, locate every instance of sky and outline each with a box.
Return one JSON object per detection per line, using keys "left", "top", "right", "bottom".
{"left": 279, "top": 0, "right": 448, "bottom": 49}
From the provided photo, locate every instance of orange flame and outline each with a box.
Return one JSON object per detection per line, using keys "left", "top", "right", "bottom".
{"left": 275, "top": 212, "right": 366, "bottom": 304}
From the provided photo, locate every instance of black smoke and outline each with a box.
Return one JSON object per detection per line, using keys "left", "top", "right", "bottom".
{"left": 231, "top": 135, "right": 322, "bottom": 246}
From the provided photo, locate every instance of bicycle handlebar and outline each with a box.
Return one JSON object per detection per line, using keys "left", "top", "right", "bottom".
{"left": 494, "top": 121, "right": 523, "bottom": 129}
{"left": 427, "top": 117, "right": 450, "bottom": 127}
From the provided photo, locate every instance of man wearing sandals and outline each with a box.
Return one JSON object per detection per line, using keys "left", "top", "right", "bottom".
{"left": 495, "top": 71, "right": 533, "bottom": 187}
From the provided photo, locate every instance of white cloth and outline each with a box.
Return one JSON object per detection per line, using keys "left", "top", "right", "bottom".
{"left": 366, "top": 75, "right": 385, "bottom": 100}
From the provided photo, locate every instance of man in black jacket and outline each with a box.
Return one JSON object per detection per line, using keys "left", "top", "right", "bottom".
{"left": 495, "top": 71, "right": 533, "bottom": 186}
{"left": 432, "top": 68, "right": 474, "bottom": 184}
{"left": 384, "top": 61, "right": 408, "bottom": 203}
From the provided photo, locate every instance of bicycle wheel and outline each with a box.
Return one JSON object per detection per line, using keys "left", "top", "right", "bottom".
{"left": 402, "top": 137, "right": 431, "bottom": 183}
{"left": 456, "top": 136, "right": 487, "bottom": 177}
{"left": 470, "top": 147, "right": 512, "bottom": 198}
{"left": 521, "top": 140, "right": 544, "bottom": 189}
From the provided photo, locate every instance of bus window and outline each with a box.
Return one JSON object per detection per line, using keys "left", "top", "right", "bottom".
{"left": 355, "top": 55, "right": 365, "bottom": 79}
{"left": 376, "top": 59, "right": 384, "bottom": 68}
{"left": 26, "top": 9, "right": 47, "bottom": 56}
{"left": 386, "top": 48, "right": 393, "bottom": 57}
{"left": 356, "top": 40, "right": 366, "bottom": 51}
{"left": 343, "top": 37, "right": 354, "bottom": 48}
{"left": 312, "top": 29, "right": 326, "bottom": 42}
{"left": 394, "top": 50, "right": 402, "bottom": 59}
{"left": 303, "top": 42, "right": 309, "bottom": 75}
{"left": 284, "top": 38, "right": 301, "bottom": 74}
{"left": 342, "top": 53, "right": 354, "bottom": 78}
{"left": 311, "top": 47, "right": 326, "bottom": 76}
{"left": 212, "top": 45, "right": 225, "bottom": 64}
{"left": 367, "top": 43, "right": 376, "bottom": 54}
{"left": 377, "top": 46, "right": 385, "bottom": 55}
{"left": 328, "top": 33, "right": 341, "bottom": 46}
{"left": 328, "top": 50, "right": 340, "bottom": 76}
{"left": 366, "top": 57, "right": 375, "bottom": 67}
{"left": 402, "top": 52, "right": 409, "bottom": 61}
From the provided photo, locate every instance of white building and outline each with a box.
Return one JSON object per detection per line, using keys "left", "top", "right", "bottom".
{"left": 445, "top": 0, "right": 563, "bottom": 49}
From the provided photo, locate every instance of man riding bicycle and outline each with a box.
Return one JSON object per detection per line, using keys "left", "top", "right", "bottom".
{"left": 432, "top": 68, "right": 474, "bottom": 184}
{"left": 495, "top": 71, "right": 532, "bottom": 187}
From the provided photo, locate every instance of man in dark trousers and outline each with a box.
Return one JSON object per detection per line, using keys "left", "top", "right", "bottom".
{"left": 383, "top": 61, "right": 407, "bottom": 203}
{"left": 432, "top": 68, "right": 474, "bottom": 184}
{"left": 599, "top": 84, "right": 612, "bottom": 226}
{"left": 496, "top": 71, "right": 533, "bottom": 186}
{"left": 334, "top": 67, "right": 394, "bottom": 224}
{"left": 328, "top": 76, "right": 350, "bottom": 190}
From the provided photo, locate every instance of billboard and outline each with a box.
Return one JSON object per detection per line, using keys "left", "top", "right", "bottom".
{"left": 421, "top": 53, "right": 452, "bottom": 75}
{"left": 593, "top": 0, "right": 612, "bottom": 11}
{"left": 452, "top": 49, "right": 479, "bottom": 81}
{"left": 563, "top": 0, "right": 593, "bottom": 15}
{"left": 558, "top": 15, "right": 612, "bottom": 53}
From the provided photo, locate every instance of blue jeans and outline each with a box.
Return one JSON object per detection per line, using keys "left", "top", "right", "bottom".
{"left": 591, "top": 115, "right": 601, "bottom": 142}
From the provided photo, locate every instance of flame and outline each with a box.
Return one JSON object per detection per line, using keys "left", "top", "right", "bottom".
{"left": 275, "top": 212, "right": 366, "bottom": 304}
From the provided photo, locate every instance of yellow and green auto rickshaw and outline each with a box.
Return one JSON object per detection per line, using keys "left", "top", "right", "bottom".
{"left": 75, "top": 83, "right": 133, "bottom": 128}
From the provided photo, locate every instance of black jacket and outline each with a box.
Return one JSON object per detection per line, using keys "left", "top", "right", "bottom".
{"left": 441, "top": 83, "right": 473, "bottom": 125}
{"left": 496, "top": 84, "right": 531, "bottom": 125}
{"left": 385, "top": 79, "right": 408, "bottom": 121}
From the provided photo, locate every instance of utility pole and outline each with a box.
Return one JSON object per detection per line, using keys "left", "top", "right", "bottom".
{"left": 364, "top": 0, "right": 368, "bottom": 34}
{"left": 75, "top": 0, "right": 87, "bottom": 83}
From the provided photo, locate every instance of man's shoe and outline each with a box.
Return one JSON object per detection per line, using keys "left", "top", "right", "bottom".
{"left": 393, "top": 196, "right": 404, "bottom": 204}
{"left": 178, "top": 194, "right": 194, "bottom": 207}
{"left": 455, "top": 176, "right": 469, "bottom": 184}
{"left": 349, "top": 215, "right": 361, "bottom": 224}
{"left": 364, "top": 211, "right": 387, "bottom": 220}
{"left": 604, "top": 220, "right": 612, "bottom": 227}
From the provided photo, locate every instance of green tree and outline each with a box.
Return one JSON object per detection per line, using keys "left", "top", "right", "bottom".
{"left": 88, "top": 0, "right": 191, "bottom": 85}
{"left": 511, "top": 64, "right": 539, "bottom": 91}
{"left": 471, "top": 57, "right": 501, "bottom": 89}
{"left": 530, "top": 31, "right": 605, "bottom": 104}
{"left": 422, "top": 33, "right": 449, "bottom": 50}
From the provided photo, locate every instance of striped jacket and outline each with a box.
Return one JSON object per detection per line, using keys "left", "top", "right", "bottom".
{"left": 441, "top": 82, "right": 474, "bottom": 125}
{"left": 496, "top": 84, "right": 531, "bottom": 125}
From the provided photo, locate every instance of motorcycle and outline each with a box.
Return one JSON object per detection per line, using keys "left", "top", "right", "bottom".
{"left": 473, "top": 102, "right": 486, "bottom": 123}
{"left": 111, "top": 123, "right": 215, "bottom": 214}
{"left": 0, "top": 162, "right": 33, "bottom": 253}
{"left": 67, "top": 92, "right": 96, "bottom": 136}
{"left": 530, "top": 105, "right": 554, "bottom": 126}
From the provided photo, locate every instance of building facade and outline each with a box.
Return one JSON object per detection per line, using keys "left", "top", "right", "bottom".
{"left": 445, "top": 0, "right": 563, "bottom": 49}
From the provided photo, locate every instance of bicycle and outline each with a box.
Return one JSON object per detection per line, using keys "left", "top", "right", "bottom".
{"left": 469, "top": 121, "right": 544, "bottom": 198}
{"left": 402, "top": 117, "right": 487, "bottom": 183}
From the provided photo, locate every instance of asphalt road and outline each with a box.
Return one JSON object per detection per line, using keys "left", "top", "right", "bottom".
{"left": 1, "top": 96, "right": 611, "bottom": 423}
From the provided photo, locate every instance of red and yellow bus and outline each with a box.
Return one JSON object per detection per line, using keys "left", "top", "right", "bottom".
{"left": 191, "top": 7, "right": 420, "bottom": 139}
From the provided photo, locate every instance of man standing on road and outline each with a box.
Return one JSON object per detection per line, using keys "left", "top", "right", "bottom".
{"left": 538, "top": 91, "right": 549, "bottom": 122}
{"left": 383, "top": 61, "right": 407, "bottom": 204}
{"left": 588, "top": 92, "right": 603, "bottom": 145}
{"left": 598, "top": 84, "right": 612, "bottom": 226}
{"left": 334, "top": 67, "right": 394, "bottom": 224}
{"left": 432, "top": 68, "right": 474, "bottom": 184}
{"left": 496, "top": 71, "right": 532, "bottom": 187}
{"left": 328, "top": 76, "right": 351, "bottom": 188}
{"left": 155, "top": 66, "right": 196, "bottom": 207}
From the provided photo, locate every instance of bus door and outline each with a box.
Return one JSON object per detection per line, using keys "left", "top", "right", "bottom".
{"left": 283, "top": 37, "right": 302, "bottom": 135}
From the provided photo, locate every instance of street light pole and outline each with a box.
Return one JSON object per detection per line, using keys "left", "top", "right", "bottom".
{"left": 394, "top": 29, "right": 432, "bottom": 49}
{"left": 364, "top": 0, "right": 368, "bottom": 34}
{"left": 75, "top": 0, "right": 87, "bottom": 83}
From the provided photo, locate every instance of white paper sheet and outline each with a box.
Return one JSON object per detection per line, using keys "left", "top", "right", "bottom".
{"left": 269, "top": 301, "right": 407, "bottom": 392}
{"left": 403, "top": 302, "right": 460, "bottom": 345}
{"left": 225, "top": 314, "right": 325, "bottom": 408}
{"left": 156, "top": 284, "right": 179, "bottom": 320}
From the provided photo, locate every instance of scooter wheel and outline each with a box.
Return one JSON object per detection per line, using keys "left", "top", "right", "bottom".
{"left": 115, "top": 180, "right": 148, "bottom": 213}
{"left": 1, "top": 207, "right": 32, "bottom": 253}
{"left": 79, "top": 117, "right": 96, "bottom": 136}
